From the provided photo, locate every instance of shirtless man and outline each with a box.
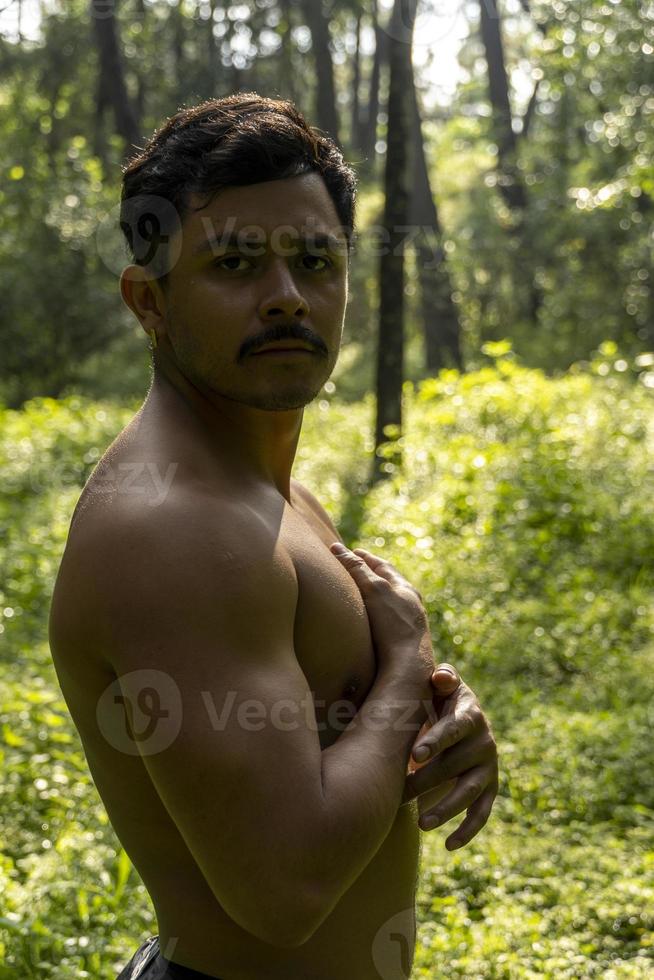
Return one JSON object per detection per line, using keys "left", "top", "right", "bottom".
{"left": 48, "top": 95, "right": 498, "bottom": 980}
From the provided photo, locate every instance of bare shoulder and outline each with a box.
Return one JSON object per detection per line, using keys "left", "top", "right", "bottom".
{"left": 49, "top": 484, "right": 297, "bottom": 674}
{"left": 290, "top": 478, "right": 343, "bottom": 542}
{"left": 62, "top": 480, "right": 282, "bottom": 575}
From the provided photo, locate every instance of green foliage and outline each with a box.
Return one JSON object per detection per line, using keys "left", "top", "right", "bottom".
{"left": 1, "top": 358, "right": 653, "bottom": 975}
{"left": 413, "top": 820, "right": 653, "bottom": 978}
{"left": 439, "top": 0, "right": 654, "bottom": 369}
{"left": 0, "top": 2, "right": 141, "bottom": 407}
{"left": 0, "top": 397, "right": 136, "bottom": 654}
{"left": 2, "top": 0, "right": 653, "bottom": 404}
{"left": 326, "top": 346, "right": 654, "bottom": 711}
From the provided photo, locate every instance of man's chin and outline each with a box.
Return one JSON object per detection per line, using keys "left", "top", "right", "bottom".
{"left": 243, "top": 392, "right": 319, "bottom": 412}
{"left": 209, "top": 383, "right": 322, "bottom": 412}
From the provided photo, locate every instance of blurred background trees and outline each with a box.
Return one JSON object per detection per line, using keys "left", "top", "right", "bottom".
{"left": 0, "top": 0, "right": 652, "bottom": 409}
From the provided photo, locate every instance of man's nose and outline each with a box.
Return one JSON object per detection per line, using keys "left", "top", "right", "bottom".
{"left": 257, "top": 260, "right": 309, "bottom": 321}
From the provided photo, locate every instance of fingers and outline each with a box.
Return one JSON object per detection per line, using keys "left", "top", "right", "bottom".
{"left": 350, "top": 547, "right": 404, "bottom": 585}
{"left": 330, "top": 544, "right": 387, "bottom": 587}
{"left": 330, "top": 544, "right": 405, "bottom": 587}
{"left": 444, "top": 784, "right": 497, "bottom": 851}
{"left": 412, "top": 696, "right": 483, "bottom": 763}
{"left": 404, "top": 734, "right": 493, "bottom": 804}
{"left": 418, "top": 764, "right": 493, "bottom": 833}
{"left": 431, "top": 663, "right": 461, "bottom": 698}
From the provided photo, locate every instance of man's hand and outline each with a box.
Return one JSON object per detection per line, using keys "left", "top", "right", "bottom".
{"left": 402, "top": 664, "right": 499, "bottom": 851}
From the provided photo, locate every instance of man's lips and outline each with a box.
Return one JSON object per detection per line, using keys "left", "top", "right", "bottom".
{"left": 252, "top": 347, "right": 316, "bottom": 356}
{"left": 254, "top": 347, "right": 313, "bottom": 358}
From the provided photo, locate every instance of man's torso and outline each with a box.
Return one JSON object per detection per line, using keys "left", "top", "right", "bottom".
{"left": 49, "top": 407, "right": 420, "bottom": 979}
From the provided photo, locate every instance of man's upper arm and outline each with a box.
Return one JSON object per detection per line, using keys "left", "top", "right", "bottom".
{"left": 94, "top": 500, "right": 328, "bottom": 948}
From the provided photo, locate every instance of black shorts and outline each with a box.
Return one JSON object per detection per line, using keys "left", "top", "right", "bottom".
{"left": 116, "top": 936, "right": 225, "bottom": 979}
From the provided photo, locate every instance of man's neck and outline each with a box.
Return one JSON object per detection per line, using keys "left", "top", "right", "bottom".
{"left": 141, "top": 363, "right": 304, "bottom": 503}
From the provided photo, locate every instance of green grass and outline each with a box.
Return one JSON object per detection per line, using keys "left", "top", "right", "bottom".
{"left": 1, "top": 348, "right": 653, "bottom": 977}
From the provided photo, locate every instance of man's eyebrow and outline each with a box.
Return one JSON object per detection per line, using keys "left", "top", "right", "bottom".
{"left": 192, "top": 230, "right": 348, "bottom": 257}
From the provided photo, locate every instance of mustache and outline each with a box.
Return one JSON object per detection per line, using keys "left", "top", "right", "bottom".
{"left": 241, "top": 323, "right": 328, "bottom": 359}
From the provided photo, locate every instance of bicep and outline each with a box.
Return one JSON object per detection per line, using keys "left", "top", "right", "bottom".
{"left": 102, "top": 513, "right": 327, "bottom": 946}
{"left": 122, "top": 653, "right": 324, "bottom": 942}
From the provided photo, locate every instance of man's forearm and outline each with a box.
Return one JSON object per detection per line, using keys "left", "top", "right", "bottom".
{"left": 314, "top": 666, "right": 430, "bottom": 917}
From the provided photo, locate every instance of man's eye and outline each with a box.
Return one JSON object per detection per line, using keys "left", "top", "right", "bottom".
{"left": 302, "top": 254, "right": 331, "bottom": 271}
{"left": 215, "top": 256, "right": 251, "bottom": 272}
{"left": 214, "top": 254, "right": 331, "bottom": 272}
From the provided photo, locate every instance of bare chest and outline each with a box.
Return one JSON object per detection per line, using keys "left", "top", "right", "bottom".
{"left": 63, "top": 473, "right": 377, "bottom": 751}
{"left": 277, "top": 501, "right": 377, "bottom": 747}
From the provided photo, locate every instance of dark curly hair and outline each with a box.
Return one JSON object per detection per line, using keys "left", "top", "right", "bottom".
{"left": 120, "top": 93, "right": 358, "bottom": 283}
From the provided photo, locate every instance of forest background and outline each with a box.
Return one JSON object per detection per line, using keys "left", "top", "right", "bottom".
{"left": 0, "top": 1, "right": 653, "bottom": 977}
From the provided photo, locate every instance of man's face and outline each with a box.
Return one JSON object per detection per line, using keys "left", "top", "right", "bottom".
{"left": 158, "top": 172, "right": 349, "bottom": 412}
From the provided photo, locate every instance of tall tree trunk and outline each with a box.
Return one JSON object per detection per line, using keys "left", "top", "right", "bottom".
{"left": 300, "top": 0, "right": 340, "bottom": 145}
{"left": 350, "top": 11, "right": 363, "bottom": 152}
{"left": 279, "top": 0, "right": 297, "bottom": 102}
{"left": 373, "top": 0, "right": 417, "bottom": 481}
{"left": 44, "top": 78, "right": 63, "bottom": 176}
{"left": 90, "top": 0, "right": 140, "bottom": 154}
{"left": 92, "top": 64, "right": 109, "bottom": 171}
{"left": 479, "top": 0, "right": 525, "bottom": 211}
{"left": 409, "top": 82, "right": 462, "bottom": 372}
{"left": 361, "top": 0, "right": 386, "bottom": 165}
{"left": 206, "top": 0, "right": 218, "bottom": 97}
{"left": 635, "top": 193, "right": 654, "bottom": 348}
{"left": 478, "top": 0, "right": 543, "bottom": 323}
{"left": 170, "top": 0, "right": 186, "bottom": 101}
{"left": 223, "top": 10, "right": 246, "bottom": 94}
{"left": 133, "top": 0, "right": 147, "bottom": 121}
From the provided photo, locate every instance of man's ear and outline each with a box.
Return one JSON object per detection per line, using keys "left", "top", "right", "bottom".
{"left": 120, "top": 265, "right": 167, "bottom": 343}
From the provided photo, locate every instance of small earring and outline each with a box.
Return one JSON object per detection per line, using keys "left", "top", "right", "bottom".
{"left": 149, "top": 330, "right": 158, "bottom": 350}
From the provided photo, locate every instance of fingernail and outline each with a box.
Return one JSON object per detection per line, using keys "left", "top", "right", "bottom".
{"left": 331, "top": 544, "right": 348, "bottom": 554}
{"left": 447, "top": 838, "right": 463, "bottom": 850}
{"left": 421, "top": 815, "right": 440, "bottom": 831}
{"left": 413, "top": 745, "right": 430, "bottom": 762}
